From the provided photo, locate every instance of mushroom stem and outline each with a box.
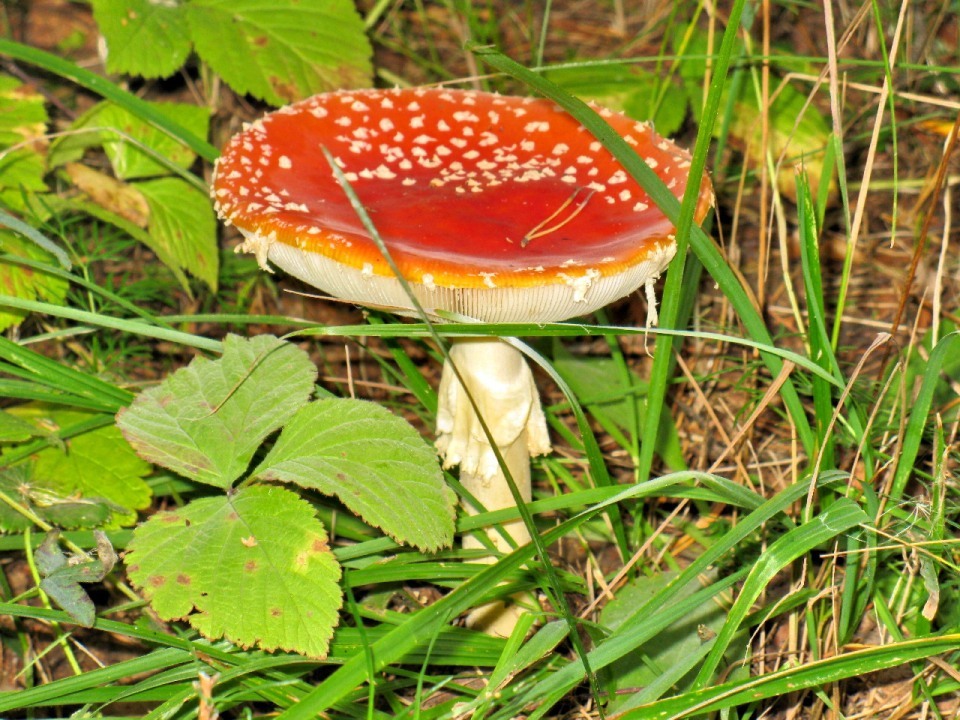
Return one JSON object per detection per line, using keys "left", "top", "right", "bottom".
{"left": 436, "top": 338, "right": 551, "bottom": 636}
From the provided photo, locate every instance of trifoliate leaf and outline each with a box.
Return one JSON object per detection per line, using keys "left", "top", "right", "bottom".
{"left": 36, "top": 531, "right": 117, "bottom": 628}
{"left": 186, "top": 0, "right": 372, "bottom": 105}
{"left": 126, "top": 485, "right": 342, "bottom": 658}
{"left": 254, "top": 398, "right": 455, "bottom": 552}
{"left": 0, "top": 232, "right": 70, "bottom": 332}
{"left": 87, "top": 102, "right": 210, "bottom": 181}
{"left": 138, "top": 177, "right": 219, "bottom": 289}
{"left": 3, "top": 406, "right": 153, "bottom": 527}
{"left": 117, "top": 335, "right": 317, "bottom": 488}
{"left": 91, "top": 0, "right": 192, "bottom": 79}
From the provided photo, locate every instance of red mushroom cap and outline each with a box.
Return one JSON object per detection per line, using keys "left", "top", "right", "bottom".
{"left": 212, "top": 88, "right": 712, "bottom": 322}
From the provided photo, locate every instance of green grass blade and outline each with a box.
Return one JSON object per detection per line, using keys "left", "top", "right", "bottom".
{"left": 408, "top": 42, "right": 815, "bottom": 464}
{"left": 491, "top": 471, "right": 849, "bottom": 714}
{"left": 274, "top": 472, "right": 760, "bottom": 720}
{"left": 296, "top": 323, "right": 840, "bottom": 386}
{"left": 511, "top": 338, "right": 630, "bottom": 559}
{"left": 0, "top": 295, "right": 222, "bottom": 353}
{"left": 0, "top": 210, "right": 71, "bottom": 269}
{"left": 796, "top": 167, "right": 837, "bottom": 467}
{"left": 890, "top": 331, "right": 960, "bottom": 501}
{"left": 0, "top": 336, "right": 132, "bottom": 409}
{"left": 1, "top": 253, "right": 178, "bottom": 331}
{"left": 621, "top": 634, "right": 960, "bottom": 718}
{"left": 692, "top": 498, "right": 869, "bottom": 687}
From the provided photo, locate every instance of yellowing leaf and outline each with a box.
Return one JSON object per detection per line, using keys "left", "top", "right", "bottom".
{"left": 0, "top": 232, "right": 69, "bottom": 332}
{"left": 126, "top": 485, "right": 342, "bottom": 658}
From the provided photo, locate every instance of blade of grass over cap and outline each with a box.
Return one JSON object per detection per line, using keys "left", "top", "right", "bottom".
{"left": 0, "top": 40, "right": 218, "bottom": 163}
{"left": 468, "top": 5, "right": 816, "bottom": 470}
{"left": 320, "top": 145, "right": 600, "bottom": 702}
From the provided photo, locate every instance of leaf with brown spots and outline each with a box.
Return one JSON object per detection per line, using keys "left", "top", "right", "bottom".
{"left": 91, "top": 0, "right": 192, "bottom": 79}
{"left": 126, "top": 485, "right": 342, "bottom": 658}
{"left": 0, "top": 231, "right": 69, "bottom": 333}
{"left": 186, "top": 0, "right": 372, "bottom": 106}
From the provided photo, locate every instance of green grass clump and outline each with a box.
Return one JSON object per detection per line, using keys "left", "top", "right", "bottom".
{"left": 1, "top": 0, "right": 959, "bottom": 718}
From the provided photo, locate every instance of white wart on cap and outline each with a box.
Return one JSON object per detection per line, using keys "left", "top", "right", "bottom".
{"left": 212, "top": 88, "right": 713, "bottom": 323}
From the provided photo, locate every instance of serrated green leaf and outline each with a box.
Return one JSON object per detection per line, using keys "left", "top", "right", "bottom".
{"left": 186, "top": 0, "right": 372, "bottom": 105}
{"left": 138, "top": 177, "right": 219, "bottom": 289}
{"left": 91, "top": 0, "right": 192, "bottom": 79}
{"left": 253, "top": 398, "right": 455, "bottom": 552}
{"left": 0, "top": 465, "right": 119, "bottom": 532}
{"left": 0, "top": 75, "right": 49, "bottom": 210}
{"left": 117, "top": 335, "right": 317, "bottom": 488}
{"left": 126, "top": 485, "right": 342, "bottom": 658}
{"left": 3, "top": 406, "right": 152, "bottom": 527}
{"left": 0, "top": 409, "right": 41, "bottom": 442}
{"left": 0, "top": 75, "right": 47, "bottom": 147}
{"left": 90, "top": 101, "right": 210, "bottom": 180}
{"left": 0, "top": 232, "right": 69, "bottom": 332}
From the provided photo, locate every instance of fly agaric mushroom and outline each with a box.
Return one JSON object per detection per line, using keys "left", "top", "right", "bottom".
{"left": 212, "top": 87, "right": 713, "bottom": 636}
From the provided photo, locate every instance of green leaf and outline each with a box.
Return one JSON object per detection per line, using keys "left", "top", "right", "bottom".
{"left": 0, "top": 75, "right": 49, "bottom": 210}
{"left": 253, "top": 398, "right": 455, "bottom": 552}
{"left": 0, "top": 465, "right": 119, "bottom": 532}
{"left": 138, "top": 177, "right": 219, "bottom": 289}
{"left": 186, "top": 0, "right": 372, "bottom": 105}
{"left": 91, "top": 0, "right": 192, "bottom": 79}
{"left": 0, "top": 229, "right": 68, "bottom": 330}
{"left": 36, "top": 531, "right": 116, "bottom": 627}
{"left": 3, "top": 406, "right": 152, "bottom": 527}
{"left": 546, "top": 65, "right": 688, "bottom": 137}
{"left": 126, "top": 485, "right": 342, "bottom": 658}
{"left": 727, "top": 77, "right": 833, "bottom": 202}
{"left": 600, "top": 569, "right": 744, "bottom": 709}
{"left": 91, "top": 101, "right": 211, "bottom": 180}
{"left": 0, "top": 409, "right": 41, "bottom": 442}
{"left": 117, "top": 335, "right": 318, "bottom": 488}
